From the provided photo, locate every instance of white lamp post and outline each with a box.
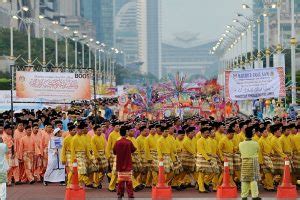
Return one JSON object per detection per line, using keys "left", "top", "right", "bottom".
{"left": 52, "top": 21, "right": 59, "bottom": 67}
{"left": 82, "top": 34, "right": 87, "bottom": 68}
{"left": 291, "top": 0, "right": 297, "bottom": 104}
{"left": 63, "top": 26, "right": 69, "bottom": 68}
{"left": 10, "top": 6, "right": 29, "bottom": 60}
{"left": 276, "top": 1, "right": 281, "bottom": 52}
{"left": 22, "top": 17, "right": 36, "bottom": 65}
{"left": 42, "top": 28, "right": 46, "bottom": 65}
{"left": 73, "top": 30, "right": 78, "bottom": 68}
{"left": 264, "top": 12, "right": 271, "bottom": 68}
{"left": 88, "top": 38, "right": 93, "bottom": 68}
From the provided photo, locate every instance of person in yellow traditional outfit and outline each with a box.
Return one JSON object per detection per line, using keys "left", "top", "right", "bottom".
{"left": 145, "top": 125, "right": 159, "bottom": 187}
{"left": 258, "top": 126, "right": 275, "bottom": 191}
{"left": 292, "top": 125, "right": 300, "bottom": 185}
{"left": 106, "top": 124, "right": 121, "bottom": 192}
{"left": 171, "top": 130, "right": 186, "bottom": 190}
{"left": 91, "top": 125, "right": 108, "bottom": 189}
{"left": 218, "top": 127, "right": 235, "bottom": 187}
{"left": 136, "top": 127, "right": 148, "bottom": 185}
{"left": 207, "top": 126, "right": 221, "bottom": 191}
{"left": 178, "top": 128, "right": 196, "bottom": 190}
{"left": 270, "top": 124, "right": 286, "bottom": 187}
{"left": 231, "top": 122, "right": 242, "bottom": 189}
{"left": 167, "top": 126, "right": 182, "bottom": 182}
{"left": 157, "top": 126, "right": 174, "bottom": 185}
{"left": 70, "top": 121, "right": 93, "bottom": 186}
{"left": 252, "top": 125, "right": 262, "bottom": 142}
{"left": 82, "top": 123, "right": 94, "bottom": 186}
{"left": 196, "top": 127, "right": 219, "bottom": 193}
{"left": 61, "top": 125, "right": 76, "bottom": 186}
{"left": 238, "top": 122, "right": 247, "bottom": 142}
{"left": 279, "top": 125, "right": 293, "bottom": 162}
{"left": 215, "top": 122, "right": 225, "bottom": 143}
{"left": 127, "top": 128, "right": 145, "bottom": 191}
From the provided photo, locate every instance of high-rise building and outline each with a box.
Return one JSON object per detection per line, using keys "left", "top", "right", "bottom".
{"left": 40, "top": 0, "right": 96, "bottom": 38}
{"left": 135, "top": 0, "right": 162, "bottom": 78}
{"left": 146, "top": 0, "right": 161, "bottom": 78}
{"left": 115, "top": 0, "right": 140, "bottom": 67}
{"left": 253, "top": 0, "right": 300, "bottom": 49}
{"left": 80, "top": 0, "right": 115, "bottom": 47}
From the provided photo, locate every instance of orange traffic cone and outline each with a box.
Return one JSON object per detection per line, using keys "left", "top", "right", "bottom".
{"left": 216, "top": 158, "right": 237, "bottom": 198}
{"left": 277, "top": 158, "right": 298, "bottom": 199}
{"left": 152, "top": 159, "right": 172, "bottom": 200}
{"left": 65, "top": 159, "right": 86, "bottom": 200}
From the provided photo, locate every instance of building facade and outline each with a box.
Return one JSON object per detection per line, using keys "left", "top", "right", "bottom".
{"left": 40, "top": 0, "right": 96, "bottom": 38}
{"left": 161, "top": 35, "right": 219, "bottom": 79}
{"left": 146, "top": 0, "right": 161, "bottom": 78}
{"left": 253, "top": 0, "right": 300, "bottom": 49}
{"left": 115, "top": 0, "right": 140, "bottom": 67}
{"left": 80, "top": 0, "right": 115, "bottom": 47}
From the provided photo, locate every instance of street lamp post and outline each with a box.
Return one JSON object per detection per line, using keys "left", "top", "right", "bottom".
{"left": 63, "top": 26, "right": 69, "bottom": 68}
{"left": 109, "top": 51, "right": 113, "bottom": 86}
{"left": 9, "top": 6, "right": 29, "bottom": 60}
{"left": 276, "top": 1, "right": 281, "bottom": 52}
{"left": 88, "top": 38, "right": 93, "bottom": 68}
{"left": 264, "top": 12, "right": 271, "bottom": 68}
{"left": 88, "top": 45, "right": 91, "bottom": 68}
{"left": 106, "top": 52, "right": 110, "bottom": 85}
{"left": 82, "top": 42, "right": 85, "bottom": 68}
{"left": 73, "top": 31, "right": 78, "bottom": 68}
{"left": 52, "top": 21, "right": 59, "bottom": 67}
{"left": 257, "top": 19, "right": 261, "bottom": 65}
{"left": 74, "top": 39, "right": 78, "bottom": 68}
{"left": 291, "top": 0, "right": 297, "bottom": 104}
{"left": 99, "top": 50, "right": 102, "bottom": 84}
{"left": 249, "top": 25, "right": 254, "bottom": 68}
{"left": 42, "top": 28, "right": 46, "bottom": 66}
{"left": 65, "top": 37, "right": 68, "bottom": 68}
{"left": 54, "top": 32, "right": 58, "bottom": 67}
{"left": 25, "top": 19, "right": 34, "bottom": 65}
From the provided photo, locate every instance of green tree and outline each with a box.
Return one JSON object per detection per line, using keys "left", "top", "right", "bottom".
{"left": 0, "top": 27, "right": 158, "bottom": 88}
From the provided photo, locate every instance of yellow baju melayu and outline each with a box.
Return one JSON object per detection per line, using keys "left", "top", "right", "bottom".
{"left": 91, "top": 134, "right": 108, "bottom": 188}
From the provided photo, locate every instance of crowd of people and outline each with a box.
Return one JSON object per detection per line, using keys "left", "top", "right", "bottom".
{"left": 0, "top": 99, "right": 299, "bottom": 199}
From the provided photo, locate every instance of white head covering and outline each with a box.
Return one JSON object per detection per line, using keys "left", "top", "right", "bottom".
{"left": 53, "top": 128, "right": 61, "bottom": 136}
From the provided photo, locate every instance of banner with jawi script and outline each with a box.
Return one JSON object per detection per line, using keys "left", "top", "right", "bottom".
{"left": 225, "top": 67, "right": 285, "bottom": 100}
{"left": 16, "top": 71, "right": 91, "bottom": 100}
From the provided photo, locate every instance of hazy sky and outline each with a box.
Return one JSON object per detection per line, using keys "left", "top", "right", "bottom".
{"left": 162, "top": 0, "right": 252, "bottom": 42}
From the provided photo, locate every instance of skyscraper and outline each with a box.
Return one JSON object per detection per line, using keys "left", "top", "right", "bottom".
{"left": 115, "top": 0, "right": 140, "bottom": 67}
{"left": 135, "top": 0, "right": 162, "bottom": 78}
{"left": 40, "top": 0, "right": 96, "bottom": 38}
{"left": 146, "top": 0, "right": 161, "bottom": 78}
{"left": 81, "top": 0, "right": 115, "bottom": 47}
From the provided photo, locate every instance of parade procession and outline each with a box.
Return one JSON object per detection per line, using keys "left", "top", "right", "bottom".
{"left": 0, "top": 0, "right": 300, "bottom": 199}
{"left": 0, "top": 95, "right": 299, "bottom": 199}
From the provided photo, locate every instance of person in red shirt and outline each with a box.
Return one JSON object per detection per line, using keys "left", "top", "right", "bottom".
{"left": 113, "top": 126, "right": 136, "bottom": 199}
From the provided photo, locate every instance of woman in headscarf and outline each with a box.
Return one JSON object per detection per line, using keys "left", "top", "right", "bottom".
{"left": 43, "top": 128, "right": 65, "bottom": 186}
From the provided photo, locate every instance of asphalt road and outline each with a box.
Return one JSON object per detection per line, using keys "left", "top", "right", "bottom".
{"left": 7, "top": 183, "right": 298, "bottom": 200}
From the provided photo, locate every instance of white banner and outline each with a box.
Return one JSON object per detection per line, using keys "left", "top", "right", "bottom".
{"left": 225, "top": 67, "right": 286, "bottom": 100}
{"left": 0, "top": 90, "right": 45, "bottom": 111}
{"left": 16, "top": 71, "right": 92, "bottom": 100}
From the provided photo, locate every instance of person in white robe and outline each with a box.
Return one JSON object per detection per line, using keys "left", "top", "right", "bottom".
{"left": 43, "top": 128, "right": 65, "bottom": 186}
{"left": 0, "top": 138, "right": 8, "bottom": 200}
